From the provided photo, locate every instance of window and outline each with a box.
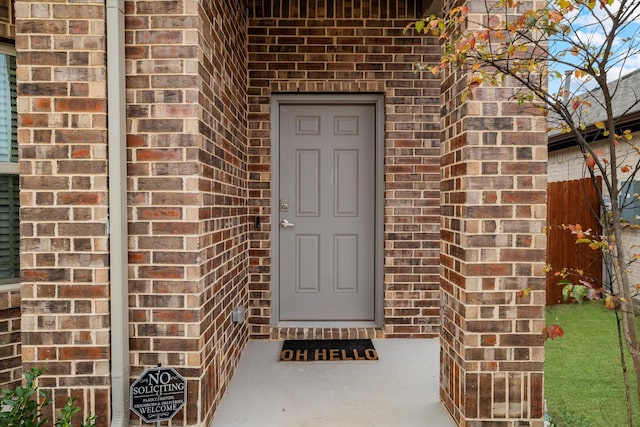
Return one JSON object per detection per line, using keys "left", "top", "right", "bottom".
{"left": 0, "top": 44, "right": 17, "bottom": 285}
{"left": 619, "top": 180, "right": 640, "bottom": 224}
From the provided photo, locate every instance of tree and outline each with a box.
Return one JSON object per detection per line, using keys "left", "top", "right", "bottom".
{"left": 410, "top": 0, "right": 640, "bottom": 423}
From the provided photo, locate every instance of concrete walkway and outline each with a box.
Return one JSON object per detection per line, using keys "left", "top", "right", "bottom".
{"left": 211, "top": 339, "right": 455, "bottom": 427}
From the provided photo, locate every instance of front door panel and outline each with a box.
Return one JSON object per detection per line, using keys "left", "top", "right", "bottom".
{"left": 279, "top": 104, "right": 375, "bottom": 321}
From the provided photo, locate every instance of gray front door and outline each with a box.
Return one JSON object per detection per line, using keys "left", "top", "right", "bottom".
{"left": 278, "top": 103, "right": 375, "bottom": 321}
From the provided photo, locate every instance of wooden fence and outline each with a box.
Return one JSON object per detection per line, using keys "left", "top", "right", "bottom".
{"left": 546, "top": 178, "right": 602, "bottom": 305}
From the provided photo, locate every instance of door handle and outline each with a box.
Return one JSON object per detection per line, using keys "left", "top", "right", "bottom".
{"left": 280, "top": 219, "right": 295, "bottom": 228}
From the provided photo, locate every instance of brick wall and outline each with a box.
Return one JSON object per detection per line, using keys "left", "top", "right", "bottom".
{"left": 197, "top": 0, "right": 249, "bottom": 422}
{"left": 0, "top": 0, "right": 20, "bottom": 392}
{"left": 13, "top": 0, "right": 551, "bottom": 424}
{"left": 16, "top": 0, "right": 249, "bottom": 425}
{"left": 16, "top": 0, "right": 111, "bottom": 423}
{"left": 247, "top": 0, "right": 442, "bottom": 339}
{"left": 0, "top": 288, "right": 20, "bottom": 390}
{"left": 125, "top": 0, "right": 248, "bottom": 425}
{"left": 439, "top": 0, "right": 547, "bottom": 425}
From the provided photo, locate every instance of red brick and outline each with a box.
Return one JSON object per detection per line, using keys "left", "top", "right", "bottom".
{"left": 54, "top": 98, "right": 106, "bottom": 113}
{"left": 59, "top": 346, "right": 109, "bottom": 361}
{"left": 136, "top": 148, "right": 183, "bottom": 161}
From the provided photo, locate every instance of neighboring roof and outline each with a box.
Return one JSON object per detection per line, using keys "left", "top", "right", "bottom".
{"left": 581, "top": 68, "right": 640, "bottom": 124}
{"left": 548, "top": 68, "right": 640, "bottom": 151}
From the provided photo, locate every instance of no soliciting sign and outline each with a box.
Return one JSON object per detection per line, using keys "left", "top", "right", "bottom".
{"left": 130, "top": 366, "right": 186, "bottom": 423}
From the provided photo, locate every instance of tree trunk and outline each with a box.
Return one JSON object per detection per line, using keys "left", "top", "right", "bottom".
{"left": 610, "top": 208, "right": 640, "bottom": 406}
{"left": 616, "top": 308, "right": 634, "bottom": 426}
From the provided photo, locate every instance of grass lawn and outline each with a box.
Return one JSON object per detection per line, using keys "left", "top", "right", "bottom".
{"left": 545, "top": 302, "right": 640, "bottom": 426}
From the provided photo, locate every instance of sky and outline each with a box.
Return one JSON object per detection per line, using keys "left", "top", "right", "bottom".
{"left": 547, "top": 0, "right": 640, "bottom": 96}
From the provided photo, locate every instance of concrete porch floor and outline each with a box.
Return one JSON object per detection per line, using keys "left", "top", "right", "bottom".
{"left": 211, "top": 339, "right": 455, "bottom": 427}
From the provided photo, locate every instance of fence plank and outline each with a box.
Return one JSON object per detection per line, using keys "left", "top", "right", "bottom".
{"left": 546, "top": 178, "right": 602, "bottom": 305}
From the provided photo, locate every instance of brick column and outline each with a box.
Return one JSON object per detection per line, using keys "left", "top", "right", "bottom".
{"left": 0, "top": 0, "right": 21, "bottom": 392}
{"left": 16, "top": 0, "right": 111, "bottom": 422}
{"left": 439, "top": 0, "right": 547, "bottom": 425}
{"left": 126, "top": 0, "right": 248, "bottom": 425}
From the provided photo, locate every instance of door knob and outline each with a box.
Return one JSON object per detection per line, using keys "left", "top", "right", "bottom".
{"left": 280, "top": 219, "right": 295, "bottom": 228}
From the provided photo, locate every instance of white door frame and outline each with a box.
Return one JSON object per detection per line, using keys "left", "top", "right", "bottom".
{"left": 270, "top": 93, "right": 385, "bottom": 327}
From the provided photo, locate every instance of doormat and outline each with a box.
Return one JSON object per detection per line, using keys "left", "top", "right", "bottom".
{"left": 279, "top": 339, "right": 378, "bottom": 362}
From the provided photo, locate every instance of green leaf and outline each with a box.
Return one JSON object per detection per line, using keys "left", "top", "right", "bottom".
{"left": 575, "top": 238, "right": 592, "bottom": 244}
{"left": 0, "top": 367, "right": 95, "bottom": 427}
{"left": 572, "top": 285, "right": 587, "bottom": 302}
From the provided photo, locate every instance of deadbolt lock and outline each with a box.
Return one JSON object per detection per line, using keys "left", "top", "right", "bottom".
{"left": 280, "top": 202, "right": 289, "bottom": 212}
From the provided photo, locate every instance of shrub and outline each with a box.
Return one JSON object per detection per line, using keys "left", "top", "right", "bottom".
{"left": 0, "top": 368, "right": 96, "bottom": 427}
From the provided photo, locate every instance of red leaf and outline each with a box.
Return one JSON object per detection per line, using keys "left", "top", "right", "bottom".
{"left": 568, "top": 224, "right": 582, "bottom": 233}
{"left": 547, "top": 324, "right": 564, "bottom": 340}
{"left": 572, "top": 99, "right": 581, "bottom": 110}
